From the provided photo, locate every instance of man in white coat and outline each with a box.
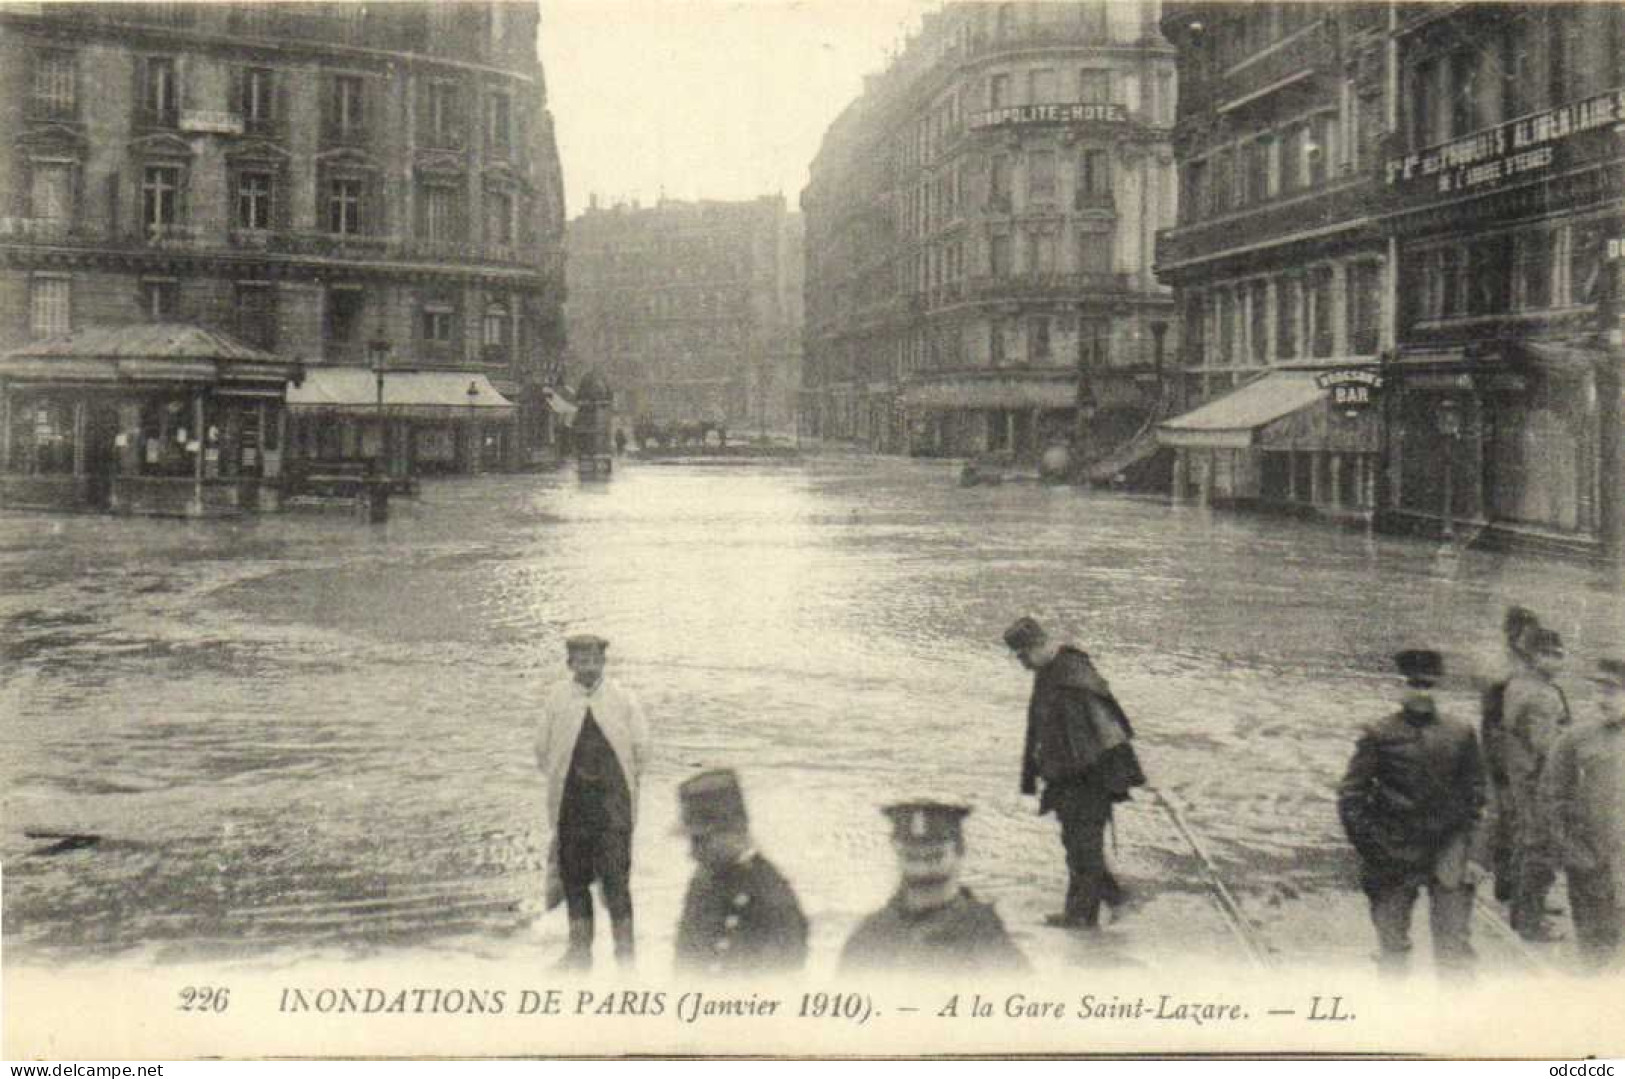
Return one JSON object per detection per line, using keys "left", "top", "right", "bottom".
{"left": 535, "top": 634, "right": 651, "bottom": 969}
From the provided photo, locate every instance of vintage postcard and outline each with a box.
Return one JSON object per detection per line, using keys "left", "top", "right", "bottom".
{"left": 3, "top": 0, "right": 1625, "bottom": 1061}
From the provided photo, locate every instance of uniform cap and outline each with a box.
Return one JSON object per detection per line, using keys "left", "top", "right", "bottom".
{"left": 883, "top": 800, "right": 971, "bottom": 845}
{"left": 1590, "top": 658, "right": 1625, "bottom": 688}
{"left": 1394, "top": 649, "right": 1443, "bottom": 686}
{"left": 674, "top": 769, "right": 749, "bottom": 836}
{"left": 565, "top": 633, "right": 610, "bottom": 653}
{"left": 1002, "top": 616, "right": 1045, "bottom": 652}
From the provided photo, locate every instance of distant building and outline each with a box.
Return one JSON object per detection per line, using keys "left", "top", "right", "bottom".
{"left": 566, "top": 196, "right": 803, "bottom": 436}
{"left": 0, "top": 0, "right": 568, "bottom": 516}
{"left": 801, "top": 1, "right": 1178, "bottom": 461}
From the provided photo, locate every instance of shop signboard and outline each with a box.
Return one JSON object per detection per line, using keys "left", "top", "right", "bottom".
{"left": 1314, "top": 368, "right": 1383, "bottom": 416}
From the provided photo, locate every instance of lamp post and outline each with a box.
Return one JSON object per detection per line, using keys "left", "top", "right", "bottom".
{"left": 1436, "top": 395, "right": 1461, "bottom": 540}
{"left": 368, "top": 339, "right": 390, "bottom": 476}
{"left": 466, "top": 379, "right": 481, "bottom": 474}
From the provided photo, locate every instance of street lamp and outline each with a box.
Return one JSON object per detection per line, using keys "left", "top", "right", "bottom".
{"left": 1436, "top": 395, "right": 1461, "bottom": 540}
{"left": 466, "top": 379, "right": 481, "bottom": 474}
{"left": 368, "top": 339, "right": 390, "bottom": 476}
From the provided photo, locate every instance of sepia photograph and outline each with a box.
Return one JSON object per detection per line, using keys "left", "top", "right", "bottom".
{"left": 1, "top": 0, "right": 1623, "bottom": 1062}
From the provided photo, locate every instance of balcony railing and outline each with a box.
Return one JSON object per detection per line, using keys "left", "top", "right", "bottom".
{"left": 27, "top": 97, "right": 78, "bottom": 123}
{"left": 0, "top": 217, "right": 78, "bottom": 243}
{"left": 1074, "top": 191, "right": 1116, "bottom": 212}
{"left": 137, "top": 223, "right": 206, "bottom": 248}
{"left": 967, "top": 272, "right": 1130, "bottom": 300}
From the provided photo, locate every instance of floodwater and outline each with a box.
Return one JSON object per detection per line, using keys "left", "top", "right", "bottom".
{"left": 3, "top": 455, "right": 1622, "bottom": 973}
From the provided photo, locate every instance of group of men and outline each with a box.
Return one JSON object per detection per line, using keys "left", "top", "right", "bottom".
{"left": 1337, "top": 608, "right": 1625, "bottom": 974}
{"left": 534, "top": 608, "right": 1623, "bottom": 980}
{"left": 533, "top": 620, "right": 1146, "bottom": 976}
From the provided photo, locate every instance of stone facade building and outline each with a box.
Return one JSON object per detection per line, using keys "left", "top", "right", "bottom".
{"left": 566, "top": 195, "right": 803, "bottom": 436}
{"left": 1156, "top": 2, "right": 1625, "bottom": 561}
{"left": 0, "top": 0, "right": 567, "bottom": 512}
{"left": 801, "top": 0, "right": 1178, "bottom": 461}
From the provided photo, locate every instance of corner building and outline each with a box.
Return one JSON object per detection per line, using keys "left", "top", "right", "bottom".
{"left": 0, "top": 0, "right": 568, "bottom": 503}
{"left": 802, "top": 1, "right": 1178, "bottom": 460}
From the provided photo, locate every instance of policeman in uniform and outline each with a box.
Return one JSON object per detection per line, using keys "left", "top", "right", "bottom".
{"left": 838, "top": 801, "right": 1028, "bottom": 976}
{"left": 673, "top": 769, "right": 809, "bottom": 977}
{"left": 1338, "top": 649, "right": 1486, "bottom": 978}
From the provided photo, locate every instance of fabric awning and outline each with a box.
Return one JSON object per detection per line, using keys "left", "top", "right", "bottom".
{"left": 543, "top": 388, "right": 578, "bottom": 421}
{"left": 288, "top": 368, "right": 516, "bottom": 418}
{"left": 1516, "top": 339, "right": 1611, "bottom": 373}
{"left": 901, "top": 371, "right": 1078, "bottom": 411}
{"left": 1158, "top": 371, "right": 1326, "bottom": 449}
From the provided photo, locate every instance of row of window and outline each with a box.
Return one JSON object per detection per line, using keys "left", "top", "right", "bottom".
{"left": 888, "top": 147, "right": 1120, "bottom": 242}
{"left": 1180, "top": 111, "right": 1340, "bottom": 223}
{"left": 1185, "top": 260, "right": 1383, "bottom": 367}
{"left": 1405, "top": 7, "right": 1624, "bottom": 152}
{"left": 30, "top": 51, "right": 520, "bottom": 156}
{"left": 1400, "top": 222, "right": 1610, "bottom": 327}
{"left": 24, "top": 274, "right": 521, "bottom": 359}
{"left": 26, "top": 159, "right": 523, "bottom": 247}
{"left": 1202, "top": 2, "right": 1326, "bottom": 74}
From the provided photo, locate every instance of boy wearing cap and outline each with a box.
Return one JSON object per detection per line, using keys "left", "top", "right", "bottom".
{"left": 838, "top": 801, "right": 1028, "bottom": 976}
{"left": 673, "top": 769, "right": 808, "bottom": 977}
{"left": 1502, "top": 627, "right": 1572, "bottom": 942}
{"left": 1539, "top": 659, "right": 1625, "bottom": 970}
{"left": 535, "top": 634, "right": 651, "bottom": 970}
{"left": 1003, "top": 616, "right": 1146, "bottom": 931}
{"left": 1337, "top": 649, "right": 1486, "bottom": 977}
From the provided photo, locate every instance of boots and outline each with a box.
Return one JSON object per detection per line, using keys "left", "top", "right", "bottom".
{"left": 611, "top": 914, "right": 636, "bottom": 969}
{"left": 555, "top": 916, "right": 593, "bottom": 971}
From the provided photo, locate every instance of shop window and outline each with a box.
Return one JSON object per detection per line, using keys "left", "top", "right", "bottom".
{"left": 1516, "top": 230, "right": 1555, "bottom": 310}
{"left": 1568, "top": 227, "right": 1603, "bottom": 307}
{"left": 1346, "top": 262, "right": 1381, "bottom": 355}
{"left": 30, "top": 276, "right": 71, "bottom": 339}
{"left": 16, "top": 397, "right": 75, "bottom": 475}
{"left": 1276, "top": 276, "right": 1298, "bottom": 360}
{"left": 1467, "top": 237, "right": 1511, "bottom": 316}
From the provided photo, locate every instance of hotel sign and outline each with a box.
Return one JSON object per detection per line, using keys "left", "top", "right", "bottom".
{"left": 1315, "top": 368, "right": 1382, "bottom": 415}
{"left": 970, "top": 102, "right": 1127, "bottom": 130}
{"left": 1385, "top": 86, "right": 1625, "bottom": 203}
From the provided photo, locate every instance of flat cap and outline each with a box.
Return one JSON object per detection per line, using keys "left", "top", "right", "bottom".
{"left": 565, "top": 633, "right": 610, "bottom": 652}
{"left": 884, "top": 800, "right": 971, "bottom": 845}
{"left": 1590, "top": 658, "right": 1625, "bottom": 688}
{"left": 1002, "top": 616, "right": 1045, "bottom": 652}
{"left": 1394, "top": 649, "right": 1443, "bottom": 685}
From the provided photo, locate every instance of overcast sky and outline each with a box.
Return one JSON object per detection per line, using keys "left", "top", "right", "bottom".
{"left": 537, "top": 0, "right": 938, "bottom": 220}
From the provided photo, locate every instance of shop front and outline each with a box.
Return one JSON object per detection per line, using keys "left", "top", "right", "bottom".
{"left": 0, "top": 324, "right": 298, "bottom": 517}
{"left": 286, "top": 368, "right": 516, "bottom": 479}
{"left": 902, "top": 369, "right": 1079, "bottom": 460}
{"left": 1159, "top": 368, "right": 1382, "bottom": 518}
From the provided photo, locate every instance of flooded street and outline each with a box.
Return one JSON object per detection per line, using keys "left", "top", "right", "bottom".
{"left": 3, "top": 455, "right": 1623, "bottom": 973}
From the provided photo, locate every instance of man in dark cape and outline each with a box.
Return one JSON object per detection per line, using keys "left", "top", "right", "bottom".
{"left": 1005, "top": 616, "right": 1147, "bottom": 930}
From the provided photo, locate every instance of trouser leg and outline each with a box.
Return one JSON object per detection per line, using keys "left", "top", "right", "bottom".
{"left": 1428, "top": 881, "right": 1476, "bottom": 980}
{"left": 1057, "top": 784, "right": 1112, "bottom": 927}
{"left": 1488, "top": 783, "right": 1514, "bottom": 904}
{"left": 1565, "top": 866, "right": 1621, "bottom": 971}
{"left": 1368, "top": 882, "right": 1419, "bottom": 976}
{"left": 599, "top": 829, "right": 635, "bottom": 966}
{"left": 1509, "top": 792, "right": 1556, "bottom": 938}
{"left": 557, "top": 832, "right": 597, "bottom": 968}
